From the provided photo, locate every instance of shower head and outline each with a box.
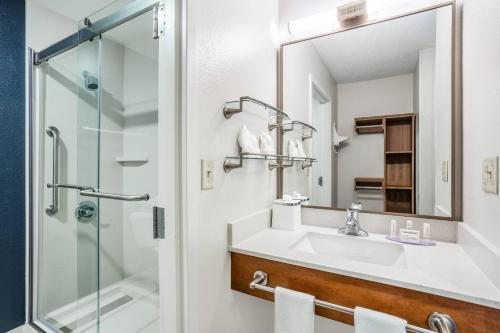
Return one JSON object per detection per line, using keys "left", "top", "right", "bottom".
{"left": 82, "top": 70, "right": 98, "bottom": 91}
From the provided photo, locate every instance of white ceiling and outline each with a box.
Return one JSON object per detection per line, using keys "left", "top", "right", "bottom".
{"left": 308, "top": 9, "right": 437, "bottom": 83}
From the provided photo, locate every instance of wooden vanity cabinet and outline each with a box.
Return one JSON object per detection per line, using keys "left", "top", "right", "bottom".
{"left": 231, "top": 253, "right": 500, "bottom": 333}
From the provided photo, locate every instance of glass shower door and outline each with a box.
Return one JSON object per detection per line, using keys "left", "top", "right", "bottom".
{"left": 33, "top": 2, "right": 172, "bottom": 332}
{"left": 36, "top": 37, "right": 101, "bottom": 333}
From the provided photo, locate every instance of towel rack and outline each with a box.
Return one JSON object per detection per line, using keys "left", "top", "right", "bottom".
{"left": 249, "top": 271, "right": 457, "bottom": 333}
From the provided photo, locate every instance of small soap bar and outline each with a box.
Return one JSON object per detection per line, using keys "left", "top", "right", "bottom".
{"left": 406, "top": 220, "right": 413, "bottom": 230}
{"left": 390, "top": 220, "right": 397, "bottom": 237}
{"left": 400, "top": 229, "right": 420, "bottom": 243}
{"left": 423, "top": 223, "right": 430, "bottom": 239}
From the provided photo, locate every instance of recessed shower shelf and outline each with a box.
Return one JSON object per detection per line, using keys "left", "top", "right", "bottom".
{"left": 268, "top": 120, "right": 317, "bottom": 140}
{"left": 223, "top": 153, "right": 316, "bottom": 173}
{"left": 223, "top": 96, "right": 290, "bottom": 120}
{"left": 115, "top": 155, "right": 150, "bottom": 164}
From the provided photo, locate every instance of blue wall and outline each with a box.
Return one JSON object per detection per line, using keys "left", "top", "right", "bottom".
{"left": 0, "top": 0, "right": 25, "bottom": 331}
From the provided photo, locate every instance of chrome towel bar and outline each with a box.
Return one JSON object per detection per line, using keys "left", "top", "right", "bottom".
{"left": 249, "top": 271, "right": 457, "bottom": 333}
{"left": 80, "top": 190, "right": 150, "bottom": 202}
{"left": 47, "top": 183, "right": 150, "bottom": 202}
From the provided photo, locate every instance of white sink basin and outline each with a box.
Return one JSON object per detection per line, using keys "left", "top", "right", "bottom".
{"left": 290, "top": 232, "right": 407, "bottom": 268}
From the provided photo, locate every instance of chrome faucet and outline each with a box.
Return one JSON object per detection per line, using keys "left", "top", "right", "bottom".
{"left": 338, "top": 202, "right": 368, "bottom": 237}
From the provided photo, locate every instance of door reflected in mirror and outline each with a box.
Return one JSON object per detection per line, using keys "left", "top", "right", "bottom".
{"left": 281, "top": 5, "right": 454, "bottom": 218}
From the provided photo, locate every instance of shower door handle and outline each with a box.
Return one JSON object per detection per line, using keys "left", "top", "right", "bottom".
{"left": 45, "top": 126, "right": 60, "bottom": 216}
{"left": 79, "top": 190, "right": 150, "bottom": 202}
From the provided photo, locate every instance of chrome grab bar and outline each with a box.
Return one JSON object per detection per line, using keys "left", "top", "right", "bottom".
{"left": 45, "top": 126, "right": 60, "bottom": 216}
{"left": 80, "top": 190, "right": 150, "bottom": 202}
{"left": 249, "top": 271, "right": 457, "bottom": 333}
{"left": 47, "top": 183, "right": 150, "bottom": 202}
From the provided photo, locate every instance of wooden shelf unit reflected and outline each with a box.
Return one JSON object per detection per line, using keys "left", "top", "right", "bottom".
{"left": 354, "top": 113, "right": 416, "bottom": 214}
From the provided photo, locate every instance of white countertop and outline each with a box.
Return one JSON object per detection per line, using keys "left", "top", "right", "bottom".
{"left": 229, "top": 224, "right": 500, "bottom": 309}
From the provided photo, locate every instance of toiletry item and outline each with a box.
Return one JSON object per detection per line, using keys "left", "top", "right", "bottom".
{"left": 406, "top": 220, "right": 413, "bottom": 230}
{"left": 293, "top": 191, "right": 310, "bottom": 205}
{"left": 399, "top": 229, "right": 420, "bottom": 243}
{"left": 288, "top": 139, "right": 299, "bottom": 157}
{"left": 272, "top": 199, "right": 301, "bottom": 230}
{"left": 354, "top": 307, "right": 406, "bottom": 333}
{"left": 237, "top": 125, "right": 260, "bottom": 154}
{"left": 296, "top": 139, "right": 307, "bottom": 158}
{"left": 275, "top": 287, "right": 315, "bottom": 333}
{"left": 390, "top": 220, "right": 397, "bottom": 237}
{"left": 423, "top": 223, "right": 430, "bottom": 240}
{"left": 259, "top": 132, "right": 275, "bottom": 155}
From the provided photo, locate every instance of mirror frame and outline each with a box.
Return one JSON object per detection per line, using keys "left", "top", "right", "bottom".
{"left": 277, "top": 0, "right": 462, "bottom": 221}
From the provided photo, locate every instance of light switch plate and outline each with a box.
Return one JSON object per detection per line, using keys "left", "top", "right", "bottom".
{"left": 482, "top": 157, "right": 498, "bottom": 194}
{"left": 201, "top": 159, "right": 214, "bottom": 190}
{"left": 442, "top": 160, "right": 449, "bottom": 182}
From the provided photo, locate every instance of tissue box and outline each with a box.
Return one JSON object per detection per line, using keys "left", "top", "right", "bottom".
{"left": 272, "top": 199, "right": 301, "bottom": 230}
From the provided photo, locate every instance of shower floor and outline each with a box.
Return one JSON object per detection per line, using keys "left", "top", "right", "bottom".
{"left": 40, "top": 270, "right": 159, "bottom": 333}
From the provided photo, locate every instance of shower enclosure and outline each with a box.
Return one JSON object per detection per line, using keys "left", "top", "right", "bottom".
{"left": 28, "top": 1, "right": 179, "bottom": 332}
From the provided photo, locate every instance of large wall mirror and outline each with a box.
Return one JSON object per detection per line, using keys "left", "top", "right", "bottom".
{"left": 279, "top": 4, "right": 460, "bottom": 219}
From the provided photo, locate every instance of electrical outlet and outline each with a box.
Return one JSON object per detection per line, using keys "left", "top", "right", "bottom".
{"left": 201, "top": 159, "right": 214, "bottom": 190}
{"left": 482, "top": 157, "right": 498, "bottom": 194}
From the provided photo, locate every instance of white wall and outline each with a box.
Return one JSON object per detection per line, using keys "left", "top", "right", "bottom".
{"left": 462, "top": 0, "right": 500, "bottom": 248}
{"left": 337, "top": 74, "right": 414, "bottom": 211}
{"left": 185, "top": 0, "right": 279, "bottom": 331}
{"left": 282, "top": 41, "right": 337, "bottom": 203}
{"left": 416, "top": 48, "right": 436, "bottom": 215}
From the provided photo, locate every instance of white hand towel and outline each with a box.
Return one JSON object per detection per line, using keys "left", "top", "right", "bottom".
{"left": 259, "top": 132, "right": 276, "bottom": 155}
{"left": 275, "top": 287, "right": 315, "bottom": 333}
{"left": 354, "top": 307, "right": 407, "bottom": 333}
{"left": 238, "top": 125, "right": 260, "bottom": 154}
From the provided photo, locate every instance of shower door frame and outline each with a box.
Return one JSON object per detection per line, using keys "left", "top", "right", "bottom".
{"left": 26, "top": 0, "right": 182, "bottom": 332}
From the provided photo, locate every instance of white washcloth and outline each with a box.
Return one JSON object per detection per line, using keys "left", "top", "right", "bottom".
{"left": 259, "top": 132, "right": 276, "bottom": 155}
{"left": 238, "top": 125, "right": 260, "bottom": 154}
{"left": 354, "top": 307, "right": 407, "bottom": 333}
{"left": 275, "top": 287, "right": 315, "bottom": 333}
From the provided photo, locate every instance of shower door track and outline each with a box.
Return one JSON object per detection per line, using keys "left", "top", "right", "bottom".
{"left": 33, "top": 0, "right": 159, "bottom": 65}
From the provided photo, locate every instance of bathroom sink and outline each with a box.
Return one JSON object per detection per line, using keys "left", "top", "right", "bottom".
{"left": 290, "top": 232, "right": 407, "bottom": 268}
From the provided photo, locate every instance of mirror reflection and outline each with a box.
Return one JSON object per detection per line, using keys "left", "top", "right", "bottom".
{"left": 282, "top": 6, "right": 453, "bottom": 217}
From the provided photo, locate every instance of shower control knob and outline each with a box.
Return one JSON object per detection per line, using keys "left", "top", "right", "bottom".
{"left": 75, "top": 201, "right": 97, "bottom": 223}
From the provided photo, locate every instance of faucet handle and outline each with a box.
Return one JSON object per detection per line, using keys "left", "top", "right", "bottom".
{"left": 350, "top": 202, "right": 362, "bottom": 211}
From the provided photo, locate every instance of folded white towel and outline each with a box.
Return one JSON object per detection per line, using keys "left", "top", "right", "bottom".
{"left": 354, "top": 307, "right": 407, "bottom": 333}
{"left": 275, "top": 287, "right": 315, "bottom": 333}
{"left": 288, "top": 139, "right": 298, "bottom": 157}
{"left": 296, "top": 139, "right": 306, "bottom": 158}
{"left": 238, "top": 125, "right": 260, "bottom": 154}
{"left": 333, "top": 122, "right": 349, "bottom": 147}
{"left": 259, "top": 132, "right": 276, "bottom": 155}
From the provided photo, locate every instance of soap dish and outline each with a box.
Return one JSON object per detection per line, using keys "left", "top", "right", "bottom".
{"left": 386, "top": 235, "right": 436, "bottom": 246}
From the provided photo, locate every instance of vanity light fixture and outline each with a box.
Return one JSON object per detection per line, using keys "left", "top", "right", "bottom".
{"left": 288, "top": 0, "right": 431, "bottom": 36}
